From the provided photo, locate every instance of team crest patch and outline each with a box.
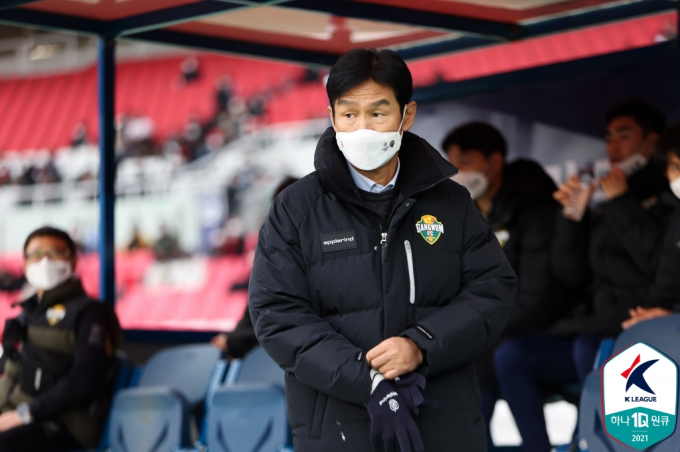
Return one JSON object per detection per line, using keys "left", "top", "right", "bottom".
{"left": 46, "top": 304, "right": 66, "bottom": 326}
{"left": 415, "top": 215, "right": 444, "bottom": 245}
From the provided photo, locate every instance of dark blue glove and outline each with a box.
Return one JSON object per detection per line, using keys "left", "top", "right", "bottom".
{"left": 394, "top": 372, "right": 438, "bottom": 416}
{"left": 368, "top": 378, "right": 424, "bottom": 452}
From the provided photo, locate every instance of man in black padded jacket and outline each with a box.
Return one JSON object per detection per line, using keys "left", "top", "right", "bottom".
{"left": 249, "top": 48, "right": 516, "bottom": 452}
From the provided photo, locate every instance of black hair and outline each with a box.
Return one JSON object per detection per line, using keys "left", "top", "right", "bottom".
{"left": 654, "top": 123, "right": 680, "bottom": 171}
{"left": 441, "top": 121, "right": 507, "bottom": 158}
{"left": 326, "top": 48, "right": 412, "bottom": 116}
{"left": 606, "top": 99, "right": 666, "bottom": 136}
{"left": 23, "top": 226, "right": 76, "bottom": 257}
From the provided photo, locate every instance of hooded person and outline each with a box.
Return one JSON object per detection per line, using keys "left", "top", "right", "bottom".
{"left": 248, "top": 48, "right": 517, "bottom": 452}
{"left": 443, "top": 122, "right": 570, "bottom": 428}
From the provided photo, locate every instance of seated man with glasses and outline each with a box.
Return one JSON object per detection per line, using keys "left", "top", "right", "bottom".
{"left": 0, "top": 226, "right": 121, "bottom": 452}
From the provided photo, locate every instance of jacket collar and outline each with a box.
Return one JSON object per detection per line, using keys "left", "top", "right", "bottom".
{"left": 314, "top": 127, "right": 457, "bottom": 205}
{"left": 20, "top": 278, "right": 87, "bottom": 311}
{"left": 628, "top": 161, "right": 669, "bottom": 200}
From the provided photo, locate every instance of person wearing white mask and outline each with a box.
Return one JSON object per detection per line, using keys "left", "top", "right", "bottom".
{"left": 496, "top": 99, "right": 672, "bottom": 452}
{"left": 622, "top": 123, "right": 680, "bottom": 329}
{"left": 0, "top": 227, "right": 120, "bottom": 452}
{"left": 442, "top": 122, "right": 570, "bottom": 434}
{"left": 249, "top": 48, "right": 516, "bottom": 452}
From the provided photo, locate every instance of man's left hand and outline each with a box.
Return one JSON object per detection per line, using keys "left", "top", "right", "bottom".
{"left": 600, "top": 166, "right": 629, "bottom": 200}
{"left": 622, "top": 306, "right": 673, "bottom": 329}
{"left": 366, "top": 337, "right": 423, "bottom": 380}
{"left": 0, "top": 411, "right": 23, "bottom": 432}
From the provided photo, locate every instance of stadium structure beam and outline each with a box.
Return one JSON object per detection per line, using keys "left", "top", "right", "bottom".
{"left": 412, "top": 41, "right": 677, "bottom": 104}
{"left": 0, "top": 0, "right": 40, "bottom": 12}
{"left": 521, "top": 0, "right": 677, "bottom": 38}
{"left": 125, "top": 29, "right": 340, "bottom": 67}
{"left": 108, "top": 0, "right": 264, "bottom": 37}
{"left": 267, "top": 0, "right": 519, "bottom": 41}
{"left": 98, "top": 37, "right": 116, "bottom": 308}
{"left": 0, "top": 8, "right": 103, "bottom": 35}
{"left": 393, "top": 36, "right": 498, "bottom": 61}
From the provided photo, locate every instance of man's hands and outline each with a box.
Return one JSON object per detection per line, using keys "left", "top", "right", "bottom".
{"left": 553, "top": 175, "right": 595, "bottom": 208}
{"left": 0, "top": 411, "right": 23, "bottom": 432}
{"left": 366, "top": 337, "right": 423, "bottom": 380}
{"left": 622, "top": 306, "right": 673, "bottom": 330}
{"left": 600, "top": 166, "right": 629, "bottom": 200}
{"left": 210, "top": 333, "right": 228, "bottom": 352}
{"left": 368, "top": 378, "right": 424, "bottom": 452}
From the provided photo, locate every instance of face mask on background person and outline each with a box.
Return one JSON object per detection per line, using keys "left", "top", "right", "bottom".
{"left": 615, "top": 153, "right": 647, "bottom": 177}
{"left": 25, "top": 257, "right": 73, "bottom": 291}
{"left": 671, "top": 176, "right": 680, "bottom": 200}
{"left": 452, "top": 171, "right": 489, "bottom": 200}
{"left": 335, "top": 107, "right": 407, "bottom": 171}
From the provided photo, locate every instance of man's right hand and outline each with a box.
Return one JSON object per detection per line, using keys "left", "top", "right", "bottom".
{"left": 210, "top": 333, "right": 228, "bottom": 352}
{"left": 553, "top": 175, "right": 595, "bottom": 208}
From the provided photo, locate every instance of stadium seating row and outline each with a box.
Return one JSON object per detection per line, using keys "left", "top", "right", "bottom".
{"left": 104, "top": 344, "right": 290, "bottom": 452}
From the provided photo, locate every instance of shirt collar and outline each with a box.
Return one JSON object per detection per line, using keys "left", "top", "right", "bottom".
{"left": 347, "top": 158, "right": 400, "bottom": 193}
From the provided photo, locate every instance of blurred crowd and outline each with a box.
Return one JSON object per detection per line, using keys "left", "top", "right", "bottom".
{"left": 442, "top": 98, "right": 680, "bottom": 452}
{"left": 0, "top": 56, "right": 322, "bottom": 190}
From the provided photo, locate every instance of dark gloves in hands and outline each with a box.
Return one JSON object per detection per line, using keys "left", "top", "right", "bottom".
{"left": 368, "top": 378, "right": 424, "bottom": 452}
{"left": 394, "top": 372, "right": 438, "bottom": 415}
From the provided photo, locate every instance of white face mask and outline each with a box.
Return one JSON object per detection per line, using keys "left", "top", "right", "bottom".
{"left": 615, "top": 153, "right": 647, "bottom": 177}
{"left": 452, "top": 171, "right": 488, "bottom": 200}
{"left": 25, "top": 257, "right": 73, "bottom": 291}
{"left": 334, "top": 107, "right": 407, "bottom": 171}
{"left": 671, "top": 176, "right": 680, "bottom": 200}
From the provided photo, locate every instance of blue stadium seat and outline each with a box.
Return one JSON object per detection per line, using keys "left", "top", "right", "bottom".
{"left": 90, "top": 353, "right": 139, "bottom": 452}
{"left": 109, "top": 386, "right": 191, "bottom": 452}
{"left": 577, "top": 314, "right": 680, "bottom": 452}
{"left": 137, "top": 344, "right": 221, "bottom": 406}
{"left": 206, "top": 346, "right": 290, "bottom": 452}
{"left": 109, "top": 344, "right": 221, "bottom": 452}
{"left": 233, "top": 345, "right": 285, "bottom": 386}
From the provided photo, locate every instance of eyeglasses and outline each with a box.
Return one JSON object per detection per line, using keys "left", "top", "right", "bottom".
{"left": 24, "top": 249, "right": 73, "bottom": 262}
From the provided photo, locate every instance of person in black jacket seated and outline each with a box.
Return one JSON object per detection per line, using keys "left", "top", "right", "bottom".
{"left": 622, "top": 123, "right": 680, "bottom": 329}
{"left": 0, "top": 227, "right": 120, "bottom": 452}
{"left": 249, "top": 48, "right": 516, "bottom": 452}
{"left": 443, "top": 122, "right": 567, "bottom": 429}
{"left": 210, "top": 176, "right": 299, "bottom": 359}
{"left": 495, "top": 99, "right": 672, "bottom": 452}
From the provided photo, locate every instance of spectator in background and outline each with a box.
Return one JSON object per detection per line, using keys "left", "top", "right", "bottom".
{"left": 495, "top": 99, "right": 672, "bottom": 452}
{"left": 0, "top": 227, "right": 121, "bottom": 452}
{"left": 0, "top": 166, "right": 10, "bottom": 186}
{"left": 215, "top": 75, "right": 233, "bottom": 114}
{"left": 122, "top": 113, "right": 155, "bottom": 157}
{"left": 210, "top": 176, "right": 299, "bottom": 358}
{"left": 622, "top": 123, "right": 680, "bottom": 328}
{"left": 182, "top": 115, "right": 204, "bottom": 162}
{"left": 179, "top": 56, "right": 200, "bottom": 86}
{"left": 153, "top": 225, "right": 184, "bottom": 261}
{"left": 443, "top": 122, "right": 568, "bottom": 428}
{"left": 70, "top": 122, "right": 88, "bottom": 148}
{"left": 127, "top": 225, "right": 149, "bottom": 251}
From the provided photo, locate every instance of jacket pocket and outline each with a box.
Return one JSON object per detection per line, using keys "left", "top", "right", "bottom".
{"left": 404, "top": 240, "right": 415, "bottom": 304}
{"left": 310, "top": 391, "right": 328, "bottom": 439}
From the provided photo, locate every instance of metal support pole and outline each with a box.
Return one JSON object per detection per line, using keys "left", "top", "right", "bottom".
{"left": 98, "top": 36, "right": 115, "bottom": 307}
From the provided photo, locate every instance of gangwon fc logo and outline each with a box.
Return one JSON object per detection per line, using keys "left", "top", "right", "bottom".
{"left": 416, "top": 215, "right": 444, "bottom": 245}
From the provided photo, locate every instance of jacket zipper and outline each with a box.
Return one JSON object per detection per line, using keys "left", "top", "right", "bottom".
{"left": 404, "top": 241, "right": 415, "bottom": 304}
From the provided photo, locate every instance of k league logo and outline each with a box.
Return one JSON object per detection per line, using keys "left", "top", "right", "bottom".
{"left": 602, "top": 342, "right": 678, "bottom": 450}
